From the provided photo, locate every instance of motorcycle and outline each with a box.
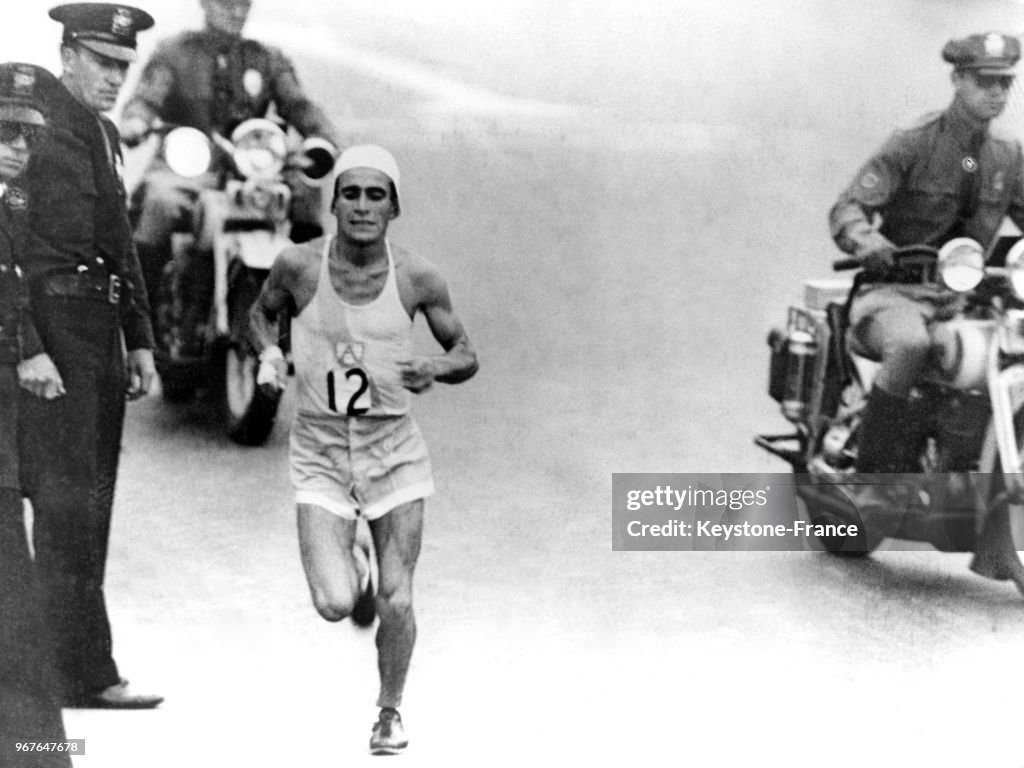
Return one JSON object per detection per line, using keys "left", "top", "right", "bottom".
{"left": 143, "top": 118, "right": 335, "bottom": 445}
{"left": 755, "top": 236, "right": 1024, "bottom": 597}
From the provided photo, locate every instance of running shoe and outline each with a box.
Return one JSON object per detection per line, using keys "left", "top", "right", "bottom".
{"left": 370, "top": 707, "right": 408, "bottom": 755}
{"left": 351, "top": 543, "right": 376, "bottom": 628}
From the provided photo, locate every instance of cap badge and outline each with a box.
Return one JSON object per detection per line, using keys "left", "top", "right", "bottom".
{"left": 12, "top": 66, "right": 35, "bottom": 96}
{"left": 243, "top": 69, "right": 263, "bottom": 98}
{"left": 962, "top": 156, "right": 979, "bottom": 173}
{"left": 112, "top": 8, "right": 133, "bottom": 37}
{"left": 984, "top": 33, "right": 1006, "bottom": 58}
{"left": 860, "top": 171, "right": 879, "bottom": 189}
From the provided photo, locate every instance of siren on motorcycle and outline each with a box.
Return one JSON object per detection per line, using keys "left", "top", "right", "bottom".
{"left": 163, "top": 127, "right": 213, "bottom": 178}
{"left": 298, "top": 137, "right": 336, "bottom": 187}
{"left": 230, "top": 118, "right": 288, "bottom": 180}
{"left": 938, "top": 237, "right": 984, "bottom": 292}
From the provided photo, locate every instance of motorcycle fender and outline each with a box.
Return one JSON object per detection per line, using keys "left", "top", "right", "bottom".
{"left": 229, "top": 230, "right": 293, "bottom": 271}
{"left": 978, "top": 363, "right": 1024, "bottom": 496}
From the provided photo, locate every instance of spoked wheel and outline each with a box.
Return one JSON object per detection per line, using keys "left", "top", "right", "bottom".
{"left": 222, "top": 343, "right": 280, "bottom": 446}
{"left": 974, "top": 372, "right": 1024, "bottom": 597}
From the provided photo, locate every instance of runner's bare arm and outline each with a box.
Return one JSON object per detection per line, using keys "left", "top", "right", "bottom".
{"left": 249, "top": 256, "right": 293, "bottom": 356}
{"left": 399, "top": 266, "right": 478, "bottom": 393}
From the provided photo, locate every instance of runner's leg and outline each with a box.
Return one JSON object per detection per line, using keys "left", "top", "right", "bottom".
{"left": 369, "top": 499, "right": 423, "bottom": 708}
{"left": 297, "top": 503, "right": 361, "bottom": 621}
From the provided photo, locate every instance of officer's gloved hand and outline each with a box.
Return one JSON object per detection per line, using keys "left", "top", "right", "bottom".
{"left": 851, "top": 229, "right": 896, "bottom": 275}
{"left": 120, "top": 116, "right": 151, "bottom": 148}
{"left": 18, "top": 353, "right": 65, "bottom": 400}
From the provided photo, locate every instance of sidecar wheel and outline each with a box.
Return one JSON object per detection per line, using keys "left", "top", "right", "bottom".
{"left": 222, "top": 343, "right": 280, "bottom": 446}
{"left": 798, "top": 482, "right": 884, "bottom": 557}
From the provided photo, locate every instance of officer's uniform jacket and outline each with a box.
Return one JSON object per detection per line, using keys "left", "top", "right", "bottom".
{"left": 122, "top": 29, "right": 341, "bottom": 145}
{"left": 0, "top": 190, "right": 43, "bottom": 361}
{"left": 22, "top": 69, "right": 153, "bottom": 351}
{"left": 0, "top": 186, "right": 43, "bottom": 491}
{"left": 830, "top": 100, "right": 1024, "bottom": 253}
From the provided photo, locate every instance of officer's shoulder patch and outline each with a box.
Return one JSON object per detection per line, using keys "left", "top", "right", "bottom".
{"left": 851, "top": 164, "right": 892, "bottom": 206}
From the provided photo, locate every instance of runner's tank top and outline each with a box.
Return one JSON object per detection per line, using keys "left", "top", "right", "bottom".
{"left": 292, "top": 238, "right": 412, "bottom": 418}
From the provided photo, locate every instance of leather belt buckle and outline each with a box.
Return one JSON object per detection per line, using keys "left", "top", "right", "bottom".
{"left": 108, "top": 275, "right": 122, "bottom": 305}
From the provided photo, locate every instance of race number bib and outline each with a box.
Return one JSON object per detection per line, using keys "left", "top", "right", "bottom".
{"left": 328, "top": 342, "right": 372, "bottom": 415}
{"left": 327, "top": 367, "right": 372, "bottom": 415}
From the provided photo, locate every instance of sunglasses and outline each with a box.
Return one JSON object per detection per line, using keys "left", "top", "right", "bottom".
{"left": 0, "top": 121, "right": 43, "bottom": 148}
{"left": 970, "top": 73, "right": 1015, "bottom": 91}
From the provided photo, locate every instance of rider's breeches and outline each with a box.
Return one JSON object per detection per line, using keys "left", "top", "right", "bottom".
{"left": 849, "top": 288, "right": 939, "bottom": 398}
{"left": 131, "top": 166, "right": 210, "bottom": 250}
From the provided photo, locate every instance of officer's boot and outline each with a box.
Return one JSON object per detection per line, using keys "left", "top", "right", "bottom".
{"left": 135, "top": 242, "right": 168, "bottom": 335}
{"left": 851, "top": 386, "right": 922, "bottom": 533}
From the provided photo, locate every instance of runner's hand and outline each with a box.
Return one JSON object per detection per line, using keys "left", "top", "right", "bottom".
{"left": 398, "top": 358, "right": 436, "bottom": 394}
{"left": 257, "top": 346, "right": 287, "bottom": 391}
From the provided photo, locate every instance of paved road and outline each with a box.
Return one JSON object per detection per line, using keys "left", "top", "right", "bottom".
{"left": 7, "top": 0, "right": 1024, "bottom": 765}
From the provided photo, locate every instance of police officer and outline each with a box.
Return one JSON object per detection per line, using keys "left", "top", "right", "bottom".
{"left": 120, "top": 0, "right": 343, "bottom": 313}
{"left": 0, "top": 61, "right": 72, "bottom": 768}
{"left": 17, "top": 4, "right": 162, "bottom": 709}
{"left": 830, "top": 33, "right": 1024, "bottom": 580}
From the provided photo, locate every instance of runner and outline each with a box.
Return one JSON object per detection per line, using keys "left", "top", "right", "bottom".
{"left": 250, "top": 144, "right": 478, "bottom": 754}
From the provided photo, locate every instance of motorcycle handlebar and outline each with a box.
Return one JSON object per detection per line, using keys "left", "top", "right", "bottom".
{"left": 832, "top": 245, "right": 939, "bottom": 272}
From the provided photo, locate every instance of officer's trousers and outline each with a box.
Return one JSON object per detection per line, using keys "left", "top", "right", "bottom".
{"left": 0, "top": 362, "right": 70, "bottom": 767}
{"left": 19, "top": 297, "right": 126, "bottom": 699}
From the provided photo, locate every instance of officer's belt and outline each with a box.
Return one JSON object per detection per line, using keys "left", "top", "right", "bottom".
{"left": 39, "top": 272, "right": 122, "bottom": 305}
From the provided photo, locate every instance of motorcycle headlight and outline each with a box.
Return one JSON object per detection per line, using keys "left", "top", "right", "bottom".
{"left": 938, "top": 237, "right": 984, "bottom": 292}
{"left": 1005, "top": 239, "right": 1024, "bottom": 300}
{"left": 230, "top": 118, "right": 287, "bottom": 180}
{"left": 164, "top": 127, "right": 212, "bottom": 178}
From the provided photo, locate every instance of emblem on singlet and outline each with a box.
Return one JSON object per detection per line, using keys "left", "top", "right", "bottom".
{"left": 336, "top": 342, "right": 364, "bottom": 366}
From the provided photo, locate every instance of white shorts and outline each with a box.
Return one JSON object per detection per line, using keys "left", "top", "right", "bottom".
{"left": 290, "top": 412, "right": 434, "bottom": 520}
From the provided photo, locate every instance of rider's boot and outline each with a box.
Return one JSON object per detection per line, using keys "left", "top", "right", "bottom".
{"left": 848, "top": 386, "right": 922, "bottom": 535}
{"left": 135, "top": 242, "right": 168, "bottom": 319}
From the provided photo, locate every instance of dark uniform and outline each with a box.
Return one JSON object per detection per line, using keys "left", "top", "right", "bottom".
{"left": 123, "top": 28, "right": 342, "bottom": 142}
{"left": 829, "top": 32, "right": 1024, "bottom": 479}
{"left": 0, "top": 62, "right": 72, "bottom": 768}
{"left": 831, "top": 102, "right": 1024, "bottom": 251}
{"left": 17, "top": 5, "right": 159, "bottom": 708}
{"left": 123, "top": 20, "right": 342, "bottom": 301}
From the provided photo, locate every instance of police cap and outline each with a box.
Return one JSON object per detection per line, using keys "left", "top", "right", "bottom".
{"left": 0, "top": 63, "right": 47, "bottom": 126}
{"left": 942, "top": 33, "right": 1021, "bottom": 75}
{"left": 49, "top": 3, "right": 155, "bottom": 63}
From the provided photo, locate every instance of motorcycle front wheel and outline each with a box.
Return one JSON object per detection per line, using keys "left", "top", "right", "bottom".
{"left": 221, "top": 342, "right": 281, "bottom": 446}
